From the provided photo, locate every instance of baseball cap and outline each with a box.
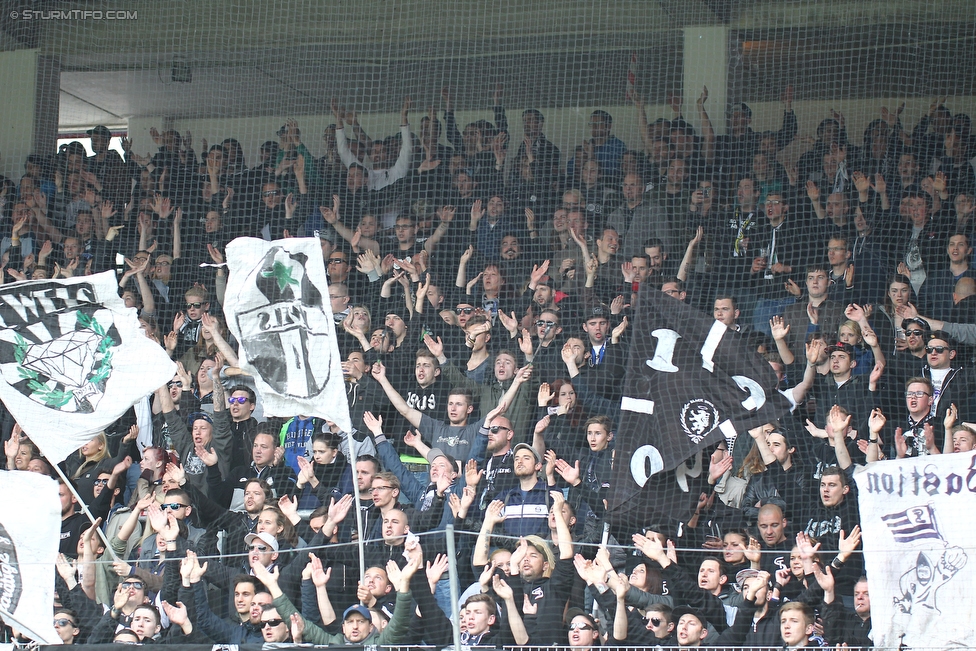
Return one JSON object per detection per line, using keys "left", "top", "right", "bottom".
{"left": 187, "top": 411, "right": 213, "bottom": 427}
{"left": 342, "top": 604, "right": 372, "bottom": 621}
{"left": 583, "top": 303, "right": 610, "bottom": 321}
{"left": 523, "top": 535, "right": 556, "bottom": 569}
{"left": 426, "top": 448, "right": 459, "bottom": 474}
{"left": 513, "top": 443, "right": 541, "bottom": 465}
{"left": 735, "top": 568, "right": 760, "bottom": 587}
{"left": 244, "top": 531, "right": 279, "bottom": 553}
{"left": 670, "top": 606, "right": 708, "bottom": 627}
{"left": 565, "top": 607, "right": 598, "bottom": 628}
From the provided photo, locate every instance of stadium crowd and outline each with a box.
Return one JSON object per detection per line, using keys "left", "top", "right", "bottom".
{"left": 2, "top": 84, "right": 976, "bottom": 647}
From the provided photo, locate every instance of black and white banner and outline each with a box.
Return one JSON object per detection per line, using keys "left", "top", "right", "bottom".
{"left": 0, "top": 472, "right": 62, "bottom": 644}
{"left": 0, "top": 272, "right": 175, "bottom": 463}
{"left": 855, "top": 454, "right": 976, "bottom": 648}
{"left": 608, "top": 289, "right": 790, "bottom": 523}
{"left": 224, "top": 238, "right": 351, "bottom": 431}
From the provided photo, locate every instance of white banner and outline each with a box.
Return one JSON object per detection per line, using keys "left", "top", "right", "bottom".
{"left": 223, "top": 237, "right": 351, "bottom": 431}
{"left": 854, "top": 454, "right": 976, "bottom": 648}
{"left": 0, "top": 272, "right": 175, "bottom": 463}
{"left": 0, "top": 472, "right": 62, "bottom": 644}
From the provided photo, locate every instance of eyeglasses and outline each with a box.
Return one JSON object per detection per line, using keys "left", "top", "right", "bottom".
{"left": 93, "top": 479, "right": 109, "bottom": 486}
{"left": 262, "top": 190, "right": 280, "bottom": 197}
{"left": 186, "top": 302, "right": 204, "bottom": 309}
{"left": 329, "top": 294, "right": 346, "bottom": 300}
{"left": 905, "top": 391, "right": 931, "bottom": 399}
{"left": 160, "top": 503, "right": 187, "bottom": 511}
{"left": 569, "top": 623, "right": 595, "bottom": 631}
{"left": 327, "top": 258, "right": 347, "bottom": 265}
{"left": 765, "top": 199, "right": 782, "bottom": 206}
{"left": 535, "top": 320, "right": 556, "bottom": 328}
{"left": 648, "top": 617, "right": 662, "bottom": 627}
{"left": 167, "top": 380, "right": 183, "bottom": 388}
{"left": 261, "top": 619, "right": 285, "bottom": 628}
{"left": 227, "top": 396, "right": 249, "bottom": 404}
{"left": 121, "top": 581, "right": 145, "bottom": 590}
{"left": 370, "top": 486, "right": 394, "bottom": 493}
{"left": 455, "top": 307, "right": 475, "bottom": 315}
{"left": 662, "top": 288, "right": 681, "bottom": 296}
{"left": 249, "top": 544, "right": 270, "bottom": 552}
{"left": 905, "top": 329, "right": 925, "bottom": 337}
{"left": 489, "top": 425, "right": 511, "bottom": 434}
{"left": 925, "top": 346, "right": 948, "bottom": 354}
{"left": 53, "top": 619, "right": 76, "bottom": 628}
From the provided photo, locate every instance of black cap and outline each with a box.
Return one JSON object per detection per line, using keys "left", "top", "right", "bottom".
{"left": 583, "top": 303, "right": 610, "bottom": 321}
{"left": 670, "top": 606, "right": 708, "bottom": 627}
{"left": 87, "top": 125, "right": 111, "bottom": 138}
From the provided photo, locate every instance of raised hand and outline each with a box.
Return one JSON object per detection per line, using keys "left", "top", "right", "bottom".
{"left": 308, "top": 553, "right": 331, "bottom": 588}
{"left": 868, "top": 408, "right": 886, "bottom": 435}
{"left": 554, "top": 458, "right": 581, "bottom": 485}
{"left": 464, "top": 459, "right": 483, "bottom": 488}
{"left": 537, "top": 383, "right": 553, "bottom": 406}
{"left": 328, "top": 494, "right": 354, "bottom": 524}
{"left": 769, "top": 315, "right": 790, "bottom": 341}
{"left": 484, "top": 500, "right": 505, "bottom": 528}
{"left": 894, "top": 427, "right": 908, "bottom": 458}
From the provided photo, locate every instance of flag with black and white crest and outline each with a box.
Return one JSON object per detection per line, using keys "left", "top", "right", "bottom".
{"left": 0, "top": 471, "right": 61, "bottom": 644}
{"left": 223, "top": 237, "right": 351, "bottom": 431}
{"left": 607, "top": 288, "right": 790, "bottom": 525}
{"left": 0, "top": 272, "right": 175, "bottom": 464}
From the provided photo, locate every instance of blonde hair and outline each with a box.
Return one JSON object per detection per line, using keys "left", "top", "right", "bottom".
{"left": 73, "top": 432, "right": 108, "bottom": 479}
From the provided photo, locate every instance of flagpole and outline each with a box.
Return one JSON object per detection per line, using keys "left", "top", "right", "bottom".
{"left": 0, "top": 608, "right": 58, "bottom": 646}
{"left": 51, "top": 463, "right": 121, "bottom": 563}
{"left": 345, "top": 428, "right": 366, "bottom": 582}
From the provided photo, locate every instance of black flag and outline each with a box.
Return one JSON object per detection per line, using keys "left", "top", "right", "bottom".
{"left": 607, "top": 288, "right": 791, "bottom": 526}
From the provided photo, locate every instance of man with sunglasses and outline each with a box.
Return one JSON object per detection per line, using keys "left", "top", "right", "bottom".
{"left": 135, "top": 488, "right": 204, "bottom": 563}
{"left": 371, "top": 359, "right": 528, "bottom": 465}
{"left": 917, "top": 332, "right": 973, "bottom": 453}
{"left": 258, "top": 604, "right": 292, "bottom": 643}
{"left": 53, "top": 609, "right": 82, "bottom": 645}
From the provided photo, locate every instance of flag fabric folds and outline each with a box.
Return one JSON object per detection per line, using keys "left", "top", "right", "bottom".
{"left": 855, "top": 455, "right": 975, "bottom": 648}
{"left": 0, "top": 272, "right": 175, "bottom": 464}
{"left": 607, "top": 288, "right": 790, "bottom": 525}
{"left": 223, "top": 237, "right": 351, "bottom": 431}
{"left": 0, "top": 472, "right": 63, "bottom": 644}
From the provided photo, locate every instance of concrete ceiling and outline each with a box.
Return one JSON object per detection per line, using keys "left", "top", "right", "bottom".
{"left": 0, "top": 0, "right": 971, "bottom": 130}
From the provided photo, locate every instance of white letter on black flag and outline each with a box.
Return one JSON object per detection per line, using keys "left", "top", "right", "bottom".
{"left": 0, "top": 472, "right": 62, "bottom": 644}
{"left": 0, "top": 272, "right": 176, "bottom": 464}
{"left": 223, "top": 237, "right": 351, "bottom": 431}
{"left": 608, "top": 288, "right": 790, "bottom": 524}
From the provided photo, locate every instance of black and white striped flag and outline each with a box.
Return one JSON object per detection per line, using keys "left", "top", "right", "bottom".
{"left": 0, "top": 272, "right": 175, "bottom": 463}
